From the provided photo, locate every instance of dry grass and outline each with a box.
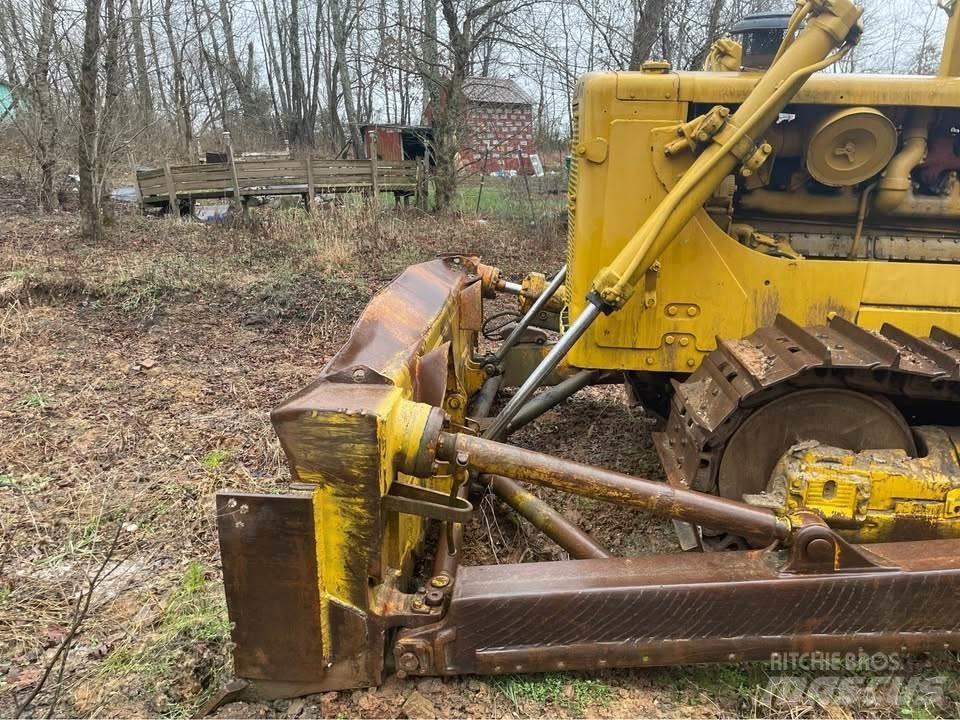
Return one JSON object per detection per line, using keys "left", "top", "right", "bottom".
{"left": 0, "top": 200, "right": 557, "bottom": 718}
{"left": 1, "top": 198, "right": 957, "bottom": 719}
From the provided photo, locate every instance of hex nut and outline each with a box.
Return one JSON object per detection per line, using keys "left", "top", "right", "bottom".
{"left": 398, "top": 652, "right": 420, "bottom": 672}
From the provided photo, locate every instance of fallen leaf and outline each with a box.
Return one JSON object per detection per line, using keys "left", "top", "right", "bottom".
{"left": 7, "top": 666, "right": 43, "bottom": 689}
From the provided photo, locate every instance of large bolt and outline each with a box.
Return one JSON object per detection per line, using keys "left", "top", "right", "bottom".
{"left": 398, "top": 652, "right": 420, "bottom": 672}
{"left": 352, "top": 368, "right": 366, "bottom": 383}
{"left": 430, "top": 575, "right": 451, "bottom": 589}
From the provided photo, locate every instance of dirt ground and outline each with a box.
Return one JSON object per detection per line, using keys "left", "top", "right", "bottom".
{"left": 2, "top": 189, "right": 958, "bottom": 718}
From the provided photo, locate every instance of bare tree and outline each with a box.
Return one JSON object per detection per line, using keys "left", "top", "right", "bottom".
{"left": 330, "top": 0, "right": 363, "bottom": 155}
{"left": 129, "top": 0, "right": 154, "bottom": 125}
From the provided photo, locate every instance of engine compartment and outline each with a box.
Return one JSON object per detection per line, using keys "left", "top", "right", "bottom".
{"left": 697, "top": 104, "right": 960, "bottom": 263}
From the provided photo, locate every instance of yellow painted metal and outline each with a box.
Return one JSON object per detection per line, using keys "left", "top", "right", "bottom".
{"left": 294, "top": 391, "right": 445, "bottom": 613}
{"left": 766, "top": 428, "right": 960, "bottom": 543}
{"left": 805, "top": 107, "right": 897, "bottom": 187}
{"left": 617, "top": 72, "right": 960, "bottom": 107}
{"left": 586, "top": 0, "right": 863, "bottom": 311}
{"left": 566, "top": 25, "right": 960, "bottom": 373}
{"left": 270, "top": 258, "right": 482, "bottom": 653}
{"left": 940, "top": 0, "right": 960, "bottom": 77}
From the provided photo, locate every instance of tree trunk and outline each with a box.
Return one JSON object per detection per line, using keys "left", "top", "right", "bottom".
{"left": 217, "top": 0, "right": 257, "bottom": 123}
{"left": 96, "top": 0, "right": 122, "bottom": 217}
{"left": 628, "top": 0, "right": 668, "bottom": 70}
{"left": 329, "top": 0, "right": 362, "bottom": 156}
{"left": 33, "top": 0, "right": 57, "bottom": 211}
{"left": 433, "top": 0, "right": 470, "bottom": 210}
{"left": 163, "top": 0, "right": 193, "bottom": 157}
{"left": 129, "top": 0, "right": 154, "bottom": 125}
{"left": 79, "top": 0, "right": 103, "bottom": 241}
{"left": 420, "top": 0, "right": 439, "bottom": 113}
{"left": 286, "top": 0, "right": 312, "bottom": 146}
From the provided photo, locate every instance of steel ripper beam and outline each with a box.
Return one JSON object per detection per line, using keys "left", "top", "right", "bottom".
{"left": 394, "top": 539, "right": 960, "bottom": 677}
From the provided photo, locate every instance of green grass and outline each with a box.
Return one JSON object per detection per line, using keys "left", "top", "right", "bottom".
{"left": 20, "top": 388, "right": 50, "bottom": 409}
{"left": 1, "top": 473, "right": 50, "bottom": 495}
{"left": 673, "top": 661, "right": 960, "bottom": 719}
{"left": 453, "top": 176, "right": 566, "bottom": 219}
{"left": 200, "top": 449, "right": 229, "bottom": 471}
{"left": 99, "top": 561, "right": 230, "bottom": 717}
{"left": 494, "top": 673, "right": 612, "bottom": 717}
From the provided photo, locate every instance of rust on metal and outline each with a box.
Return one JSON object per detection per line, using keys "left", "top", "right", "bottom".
{"left": 662, "top": 316, "right": 960, "bottom": 547}
{"left": 436, "top": 432, "right": 789, "bottom": 544}
{"left": 716, "top": 389, "right": 916, "bottom": 503}
{"left": 318, "top": 258, "right": 475, "bottom": 392}
{"left": 216, "top": 492, "right": 327, "bottom": 684}
{"left": 414, "top": 341, "right": 452, "bottom": 408}
{"left": 220, "top": 258, "right": 481, "bottom": 695}
{"left": 485, "top": 475, "right": 610, "bottom": 559}
{"left": 394, "top": 538, "right": 960, "bottom": 677}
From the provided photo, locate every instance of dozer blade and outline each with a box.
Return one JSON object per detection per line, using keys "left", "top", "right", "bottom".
{"left": 217, "top": 257, "right": 485, "bottom": 698}
{"left": 216, "top": 259, "right": 960, "bottom": 700}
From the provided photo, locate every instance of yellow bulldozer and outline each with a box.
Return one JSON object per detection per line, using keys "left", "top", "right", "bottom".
{"left": 214, "top": 0, "right": 960, "bottom": 699}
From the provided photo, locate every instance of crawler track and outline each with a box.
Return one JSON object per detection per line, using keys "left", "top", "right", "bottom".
{"left": 658, "top": 315, "right": 960, "bottom": 534}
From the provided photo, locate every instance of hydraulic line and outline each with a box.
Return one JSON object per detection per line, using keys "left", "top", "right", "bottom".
{"left": 482, "top": 0, "right": 860, "bottom": 441}
{"left": 491, "top": 265, "right": 567, "bottom": 364}
{"left": 431, "top": 368, "right": 608, "bottom": 571}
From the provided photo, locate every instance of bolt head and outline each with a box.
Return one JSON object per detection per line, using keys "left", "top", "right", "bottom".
{"left": 352, "top": 368, "right": 366, "bottom": 383}
{"left": 398, "top": 651, "right": 420, "bottom": 672}
{"left": 430, "top": 575, "right": 451, "bottom": 588}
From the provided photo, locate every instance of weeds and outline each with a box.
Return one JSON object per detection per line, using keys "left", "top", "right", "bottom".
{"left": 200, "top": 449, "right": 229, "bottom": 471}
{"left": 94, "top": 561, "right": 230, "bottom": 717}
{"left": 20, "top": 388, "right": 49, "bottom": 409}
{"left": 494, "top": 673, "right": 612, "bottom": 717}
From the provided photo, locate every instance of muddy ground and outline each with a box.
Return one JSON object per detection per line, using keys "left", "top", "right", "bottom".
{"left": 1, "top": 192, "right": 958, "bottom": 718}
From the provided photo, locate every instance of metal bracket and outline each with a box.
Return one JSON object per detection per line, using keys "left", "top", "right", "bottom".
{"left": 383, "top": 480, "right": 474, "bottom": 523}
{"left": 781, "top": 513, "right": 896, "bottom": 574}
{"left": 642, "top": 261, "right": 660, "bottom": 309}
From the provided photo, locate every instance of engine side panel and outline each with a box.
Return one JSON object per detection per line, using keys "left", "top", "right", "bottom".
{"left": 566, "top": 71, "right": 960, "bottom": 373}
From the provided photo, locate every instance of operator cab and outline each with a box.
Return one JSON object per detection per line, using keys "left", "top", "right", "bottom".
{"left": 730, "top": 12, "right": 792, "bottom": 70}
